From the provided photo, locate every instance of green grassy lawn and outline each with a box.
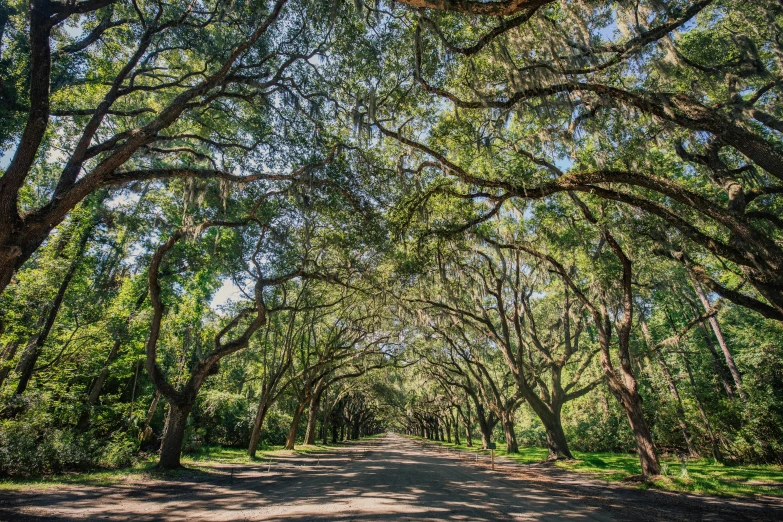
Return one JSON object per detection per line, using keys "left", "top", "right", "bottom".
{"left": 410, "top": 436, "right": 783, "bottom": 498}
{"left": 0, "top": 440, "right": 349, "bottom": 490}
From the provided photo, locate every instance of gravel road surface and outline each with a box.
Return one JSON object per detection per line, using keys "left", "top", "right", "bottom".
{"left": 1, "top": 433, "right": 781, "bottom": 521}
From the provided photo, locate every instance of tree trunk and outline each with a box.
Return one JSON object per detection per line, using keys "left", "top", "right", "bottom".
{"left": 451, "top": 410, "right": 461, "bottom": 445}
{"left": 87, "top": 339, "right": 121, "bottom": 405}
{"left": 248, "top": 388, "right": 273, "bottom": 458}
{"left": 76, "top": 339, "right": 122, "bottom": 430}
{"left": 140, "top": 391, "right": 160, "bottom": 444}
{"left": 473, "top": 402, "right": 495, "bottom": 449}
{"left": 524, "top": 395, "right": 572, "bottom": 459}
{"left": 158, "top": 401, "right": 193, "bottom": 469}
{"left": 79, "top": 288, "right": 148, "bottom": 429}
{"left": 13, "top": 221, "right": 93, "bottom": 398}
{"left": 445, "top": 418, "right": 451, "bottom": 443}
{"left": 285, "top": 400, "right": 307, "bottom": 450}
{"left": 602, "top": 341, "right": 661, "bottom": 475}
{"left": 656, "top": 350, "right": 698, "bottom": 457}
{"left": 12, "top": 332, "right": 43, "bottom": 397}
{"left": 0, "top": 341, "right": 19, "bottom": 390}
{"left": 642, "top": 320, "right": 697, "bottom": 458}
{"left": 461, "top": 404, "right": 473, "bottom": 447}
{"left": 478, "top": 418, "right": 492, "bottom": 449}
{"left": 696, "top": 319, "right": 736, "bottom": 399}
{"left": 542, "top": 414, "right": 571, "bottom": 460}
{"left": 304, "top": 392, "right": 321, "bottom": 445}
{"left": 691, "top": 278, "right": 746, "bottom": 401}
{"left": 682, "top": 354, "right": 723, "bottom": 463}
{"left": 617, "top": 389, "right": 661, "bottom": 476}
{"left": 502, "top": 416, "right": 519, "bottom": 453}
{"left": 322, "top": 408, "right": 330, "bottom": 445}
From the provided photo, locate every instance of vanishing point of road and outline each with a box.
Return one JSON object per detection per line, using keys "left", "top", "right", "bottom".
{"left": 2, "top": 433, "right": 782, "bottom": 521}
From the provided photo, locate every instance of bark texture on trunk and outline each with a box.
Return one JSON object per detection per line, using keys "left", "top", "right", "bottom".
{"left": 285, "top": 401, "right": 307, "bottom": 450}
{"left": 541, "top": 414, "right": 572, "bottom": 460}
{"left": 248, "top": 391, "right": 272, "bottom": 458}
{"left": 304, "top": 391, "right": 322, "bottom": 445}
{"left": 502, "top": 417, "right": 519, "bottom": 453}
{"left": 158, "top": 401, "right": 193, "bottom": 469}
{"left": 622, "top": 392, "right": 660, "bottom": 477}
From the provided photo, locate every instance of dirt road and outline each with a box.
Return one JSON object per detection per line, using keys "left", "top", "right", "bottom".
{"left": 1, "top": 433, "right": 781, "bottom": 521}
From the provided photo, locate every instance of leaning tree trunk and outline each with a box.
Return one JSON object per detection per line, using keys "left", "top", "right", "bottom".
{"left": 304, "top": 391, "right": 322, "bottom": 445}
{"left": 248, "top": 388, "right": 273, "bottom": 458}
{"left": 696, "top": 318, "right": 735, "bottom": 399}
{"left": 602, "top": 350, "right": 661, "bottom": 475}
{"left": 614, "top": 387, "right": 660, "bottom": 476}
{"left": 691, "top": 278, "right": 746, "bottom": 401}
{"left": 13, "top": 222, "right": 92, "bottom": 398}
{"left": 158, "top": 401, "right": 194, "bottom": 470}
{"left": 285, "top": 400, "right": 307, "bottom": 450}
{"left": 657, "top": 351, "right": 698, "bottom": 458}
{"left": 139, "top": 391, "right": 161, "bottom": 444}
{"left": 78, "top": 288, "right": 148, "bottom": 429}
{"left": 76, "top": 338, "right": 122, "bottom": 430}
{"left": 682, "top": 353, "right": 723, "bottom": 463}
{"left": 0, "top": 341, "right": 19, "bottom": 390}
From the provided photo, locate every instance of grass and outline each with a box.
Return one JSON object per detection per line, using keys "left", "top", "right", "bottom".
{"left": 409, "top": 436, "right": 783, "bottom": 498}
{"left": 0, "top": 459, "right": 159, "bottom": 490}
{"left": 0, "top": 439, "right": 352, "bottom": 491}
{"left": 558, "top": 452, "right": 783, "bottom": 498}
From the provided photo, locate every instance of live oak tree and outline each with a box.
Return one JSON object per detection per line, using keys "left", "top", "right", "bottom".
{"left": 3, "top": 0, "right": 783, "bottom": 479}
{"left": 406, "top": 236, "right": 602, "bottom": 459}
{"left": 0, "top": 0, "right": 348, "bottom": 295}
{"left": 366, "top": 0, "right": 783, "bottom": 323}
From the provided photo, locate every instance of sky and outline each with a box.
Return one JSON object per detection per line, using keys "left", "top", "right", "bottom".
{"left": 210, "top": 278, "right": 244, "bottom": 312}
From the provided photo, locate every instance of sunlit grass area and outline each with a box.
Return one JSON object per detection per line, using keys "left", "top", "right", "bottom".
{"left": 410, "top": 436, "right": 783, "bottom": 498}
{"left": 558, "top": 452, "right": 783, "bottom": 498}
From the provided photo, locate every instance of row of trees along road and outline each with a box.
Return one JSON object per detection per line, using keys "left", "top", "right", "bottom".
{"left": 2, "top": 0, "right": 783, "bottom": 478}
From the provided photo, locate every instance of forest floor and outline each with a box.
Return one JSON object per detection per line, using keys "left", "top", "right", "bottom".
{"left": 412, "top": 436, "right": 783, "bottom": 498}
{"left": 1, "top": 434, "right": 783, "bottom": 521}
